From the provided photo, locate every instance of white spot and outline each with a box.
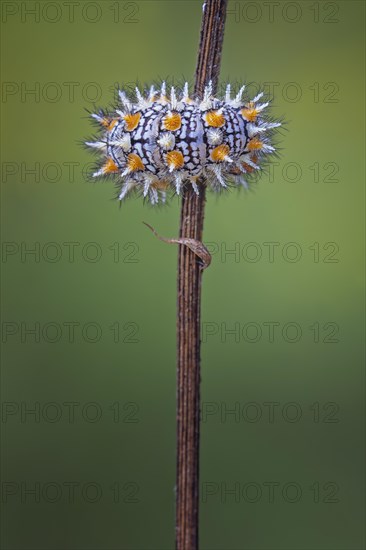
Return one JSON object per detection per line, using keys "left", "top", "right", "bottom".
{"left": 158, "top": 132, "right": 175, "bottom": 151}
{"left": 207, "top": 128, "right": 223, "bottom": 146}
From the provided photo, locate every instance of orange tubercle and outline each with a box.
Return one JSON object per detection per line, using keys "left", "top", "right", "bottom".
{"left": 101, "top": 118, "right": 118, "bottom": 131}
{"left": 211, "top": 144, "right": 230, "bottom": 163}
{"left": 123, "top": 112, "right": 141, "bottom": 132}
{"left": 241, "top": 102, "right": 258, "bottom": 122}
{"left": 127, "top": 153, "right": 145, "bottom": 172}
{"left": 204, "top": 110, "right": 225, "bottom": 128}
{"left": 165, "top": 150, "right": 185, "bottom": 170}
{"left": 247, "top": 138, "right": 263, "bottom": 151}
{"left": 163, "top": 112, "right": 182, "bottom": 131}
{"left": 103, "top": 158, "right": 119, "bottom": 174}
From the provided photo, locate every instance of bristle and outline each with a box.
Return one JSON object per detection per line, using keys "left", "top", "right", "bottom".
{"left": 150, "top": 187, "right": 159, "bottom": 204}
{"left": 118, "top": 90, "right": 132, "bottom": 110}
{"left": 135, "top": 86, "right": 142, "bottom": 100}
{"left": 109, "top": 134, "right": 131, "bottom": 152}
{"left": 149, "top": 85, "right": 156, "bottom": 101}
{"left": 91, "top": 113, "right": 104, "bottom": 124}
{"left": 160, "top": 191, "right": 167, "bottom": 203}
{"left": 174, "top": 174, "right": 183, "bottom": 194}
{"left": 256, "top": 102, "right": 269, "bottom": 112}
{"left": 183, "top": 82, "right": 189, "bottom": 99}
{"left": 235, "top": 85, "right": 245, "bottom": 104}
{"left": 247, "top": 122, "right": 281, "bottom": 137}
{"left": 252, "top": 92, "right": 264, "bottom": 103}
{"left": 200, "top": 80, "right": 214, "bottom": 111}
{"left": 190, "top": 178, "right": 199, "bottom": 195}
{"left": 170, "top": 86, "right": 177, "bottom": 109}
{"left": 85, "top": 141, "right": 106, "bottom": 150}
{"left": 118, "top": 180, "right": 134, "bottom": 200}
{"left": 205, "top": 80, "right": 213, "bottom": 99}
{"left": 135, "top": 86, "right": 149, "bottom": 109}
{"left": 239, "top": 175, "right": 249, "bottom": 189}
{"left": 240, "top": 155, "right": 260, "bottom": 170}
{"left": 209, "top": 164, "right": 227, "bottom": 187}
{"left": 225, "top": 84, "right": 231, "bottom": 102}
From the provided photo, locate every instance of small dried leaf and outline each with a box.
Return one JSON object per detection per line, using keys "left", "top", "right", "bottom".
{"left": 143, "top": 222, "right": 212, "bottom": 270}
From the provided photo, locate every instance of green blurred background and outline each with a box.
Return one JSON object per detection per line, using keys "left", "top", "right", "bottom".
{"left": 1, "top": 1, "right": 365, "bottom": 548}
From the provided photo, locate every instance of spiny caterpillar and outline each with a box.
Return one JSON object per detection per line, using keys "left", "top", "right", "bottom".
{"left": 86, "top": 81, "right": 281, "bottom": 204}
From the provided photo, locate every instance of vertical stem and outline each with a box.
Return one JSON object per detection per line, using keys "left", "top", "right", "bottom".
{"left": 176, "top": 1, "right": 228, "bottom": 549}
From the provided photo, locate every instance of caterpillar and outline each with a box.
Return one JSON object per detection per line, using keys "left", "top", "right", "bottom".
{"left": 86, "top": 81, "right": 281, "bottom": 204}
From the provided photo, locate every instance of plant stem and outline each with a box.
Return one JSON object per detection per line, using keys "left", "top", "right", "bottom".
{"left": 176, "top": 1, "right": 228, "bottom": 548}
